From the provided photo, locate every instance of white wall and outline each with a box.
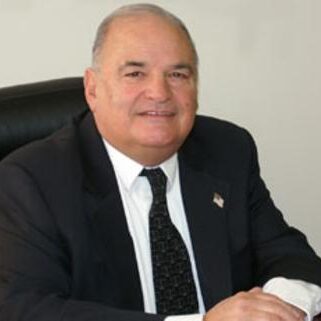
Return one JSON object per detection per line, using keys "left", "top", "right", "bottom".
{"left": 1, "top": 0, "right": 320, "bottom": 254}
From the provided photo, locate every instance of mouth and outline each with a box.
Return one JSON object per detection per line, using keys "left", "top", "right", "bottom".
{"left": 138, "top": 110, "right": 176, "bottom": 117}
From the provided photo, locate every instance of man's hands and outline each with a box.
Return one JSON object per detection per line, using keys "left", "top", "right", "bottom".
{"left": 204, "top": 287, "right": 306, "bottom": 321}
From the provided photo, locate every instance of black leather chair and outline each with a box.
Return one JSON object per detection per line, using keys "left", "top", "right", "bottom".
{"left": 0, "top": 77, "right": 88, "bottom": 160}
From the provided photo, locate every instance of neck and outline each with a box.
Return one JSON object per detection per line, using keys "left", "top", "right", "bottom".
{"left": 106, "top": 140, "right": 178, "bottom": 167}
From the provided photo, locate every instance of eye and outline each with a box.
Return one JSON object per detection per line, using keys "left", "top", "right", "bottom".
{"left": 168, "top": 71, "right": 189, "bottom": 80}
{"left": 125, "top": 71, "right": 144, "bottom": 78}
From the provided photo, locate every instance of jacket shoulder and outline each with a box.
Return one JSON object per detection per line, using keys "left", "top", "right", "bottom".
{"left": 191, "top": 114, "right": 254, "bottom": 151}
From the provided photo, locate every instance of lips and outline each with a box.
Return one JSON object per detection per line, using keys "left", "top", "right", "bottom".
{"left": 138, "top": 110, "right": 176, "bottom": 117}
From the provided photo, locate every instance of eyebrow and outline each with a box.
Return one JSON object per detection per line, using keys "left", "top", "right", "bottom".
{"left": 119, "top": 61, "right": 146, "bottom": 72}
{"left": 118, "top": 61, "right": 195, "bottom": 74}
{"left": 171, "top": 63, "right": 194, "bottom": 74}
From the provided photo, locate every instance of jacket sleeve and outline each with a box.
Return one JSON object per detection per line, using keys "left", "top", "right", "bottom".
{"left": 244, "top": 131, "right": 321, "bottom": 287}
{"left": 0, "top": 161, "right": 164, "bottom": 321}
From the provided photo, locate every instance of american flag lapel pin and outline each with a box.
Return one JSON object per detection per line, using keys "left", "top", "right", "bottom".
{"left": 213, "top": 192, "right": 224, "bottom": 208}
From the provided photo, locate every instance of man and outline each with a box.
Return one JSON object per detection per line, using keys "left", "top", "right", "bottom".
{"left": 0, "top": 4, "right": 321, "bottom": 321}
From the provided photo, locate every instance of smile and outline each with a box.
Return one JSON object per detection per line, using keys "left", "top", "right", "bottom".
{"left": 139, "top": 111, "right": 176, "bottom": 117}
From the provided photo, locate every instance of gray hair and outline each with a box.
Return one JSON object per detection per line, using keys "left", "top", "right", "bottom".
{"left": 91, "top": 3, "right": 199, "bottom": 69}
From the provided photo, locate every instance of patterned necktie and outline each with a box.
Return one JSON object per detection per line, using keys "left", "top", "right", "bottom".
{"left": 141, "top": 168, "right": 199, "bottom": 315}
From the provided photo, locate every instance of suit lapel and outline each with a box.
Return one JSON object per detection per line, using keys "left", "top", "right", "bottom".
{"left": 78, "top": 113, "right": 144, "bottom": 310}
{"left": 179, "top": 140, "right": 232, "bottom": 309}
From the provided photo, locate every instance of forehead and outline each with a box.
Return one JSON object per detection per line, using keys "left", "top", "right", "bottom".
{"left": 100, "top": 14, "right": 195, "bottom": 65}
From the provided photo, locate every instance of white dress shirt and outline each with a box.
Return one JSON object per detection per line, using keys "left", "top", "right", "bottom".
{"left": 104, "top": 139, "right": 321, "bottom": 321}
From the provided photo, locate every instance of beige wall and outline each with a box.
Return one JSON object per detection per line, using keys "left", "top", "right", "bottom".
{"left": 1, "top": 0, "right": 320, "bottom": 254}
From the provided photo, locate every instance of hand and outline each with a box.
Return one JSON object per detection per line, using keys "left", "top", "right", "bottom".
{"left": 204, "top": 287, "right": 306, "bottom": 321}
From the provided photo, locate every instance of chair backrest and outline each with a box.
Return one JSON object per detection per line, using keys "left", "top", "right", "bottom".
{"left": 0, "top": 77, "right": 88, "bottom": 160}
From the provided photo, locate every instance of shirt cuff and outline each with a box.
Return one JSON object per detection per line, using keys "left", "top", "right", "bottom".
{"left": 165, "top": 314, "right": 203, "bottom": 321}
{"left": 263, "top": 277, "right": 321, "bottom": 321}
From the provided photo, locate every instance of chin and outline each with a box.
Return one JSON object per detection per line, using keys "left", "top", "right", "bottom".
{"left": 140, "top": 133, "right": 176, "bottom": 145}
{"left": 141, "top": 138, "right": 182, "bottom": 152}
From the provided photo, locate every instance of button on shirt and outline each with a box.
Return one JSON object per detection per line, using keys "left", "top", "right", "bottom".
{"left": 104, "top": 139, "right": 321, "bottom": 321}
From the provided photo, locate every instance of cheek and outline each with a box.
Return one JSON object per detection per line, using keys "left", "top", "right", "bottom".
{"left": 176, "top": 90, "right": 197, "bottom": 114}
{"left": 177, "top": 94, "right": 197, "bottom": 132}
{"left": 117, "top": 82, "right": 144, "bottom": 99}
{"left": 173, "top": 82, "right": 197, "bottom": 101}
{"left": 121, "top": 84, "right": 139, "bottom": 96}
{"left": 110, "top": 85, "right": 144, "bottom": 116}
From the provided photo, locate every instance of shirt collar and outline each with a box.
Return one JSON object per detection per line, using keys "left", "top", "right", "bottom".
{"left": 103, "top": 139, "right": 177, "bottom": 191}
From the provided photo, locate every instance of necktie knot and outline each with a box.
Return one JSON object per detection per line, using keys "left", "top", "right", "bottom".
{"left": 141, "top": 168, "right": 167, "bottom": 198}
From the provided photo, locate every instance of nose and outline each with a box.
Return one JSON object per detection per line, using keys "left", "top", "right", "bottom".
{"left": 145, "top": 74, "right": 171, "bottom": 103}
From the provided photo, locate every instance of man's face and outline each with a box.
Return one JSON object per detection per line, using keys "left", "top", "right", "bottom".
{"left": 85, "top": 14, "right": 198, "bottom": 165}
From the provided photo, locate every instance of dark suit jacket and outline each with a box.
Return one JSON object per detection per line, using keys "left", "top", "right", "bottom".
{"left": 0, "top": 112, "right": 321, "bottom": 321}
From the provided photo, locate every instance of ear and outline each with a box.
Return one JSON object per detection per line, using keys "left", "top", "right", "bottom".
{"left": 84, "top": 68, "right": 98, "bottom": 112}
